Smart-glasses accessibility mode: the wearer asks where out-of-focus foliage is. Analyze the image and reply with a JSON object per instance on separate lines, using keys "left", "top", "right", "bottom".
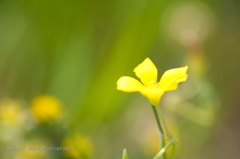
{"left": 0, "top": 0, "right": 240, "bottom": 159}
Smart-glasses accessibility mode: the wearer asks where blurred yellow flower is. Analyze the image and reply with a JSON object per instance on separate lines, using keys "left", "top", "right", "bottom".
{"left": 30, "top": 95, "right": 62, "bottom": 123}
{"left": 0, "top": 99, "right": 22, "bottom": 124}
{"left": 117, "top": 58, "right": 188, "bottom": 106}
{"left": 62, "top": 134, "right": 94, "bottom": 159}
{"left": 15, "top": 140, "right": 47, "bottom": 159}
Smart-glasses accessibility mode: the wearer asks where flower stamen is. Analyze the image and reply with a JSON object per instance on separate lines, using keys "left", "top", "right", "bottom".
{"left": 147, "top": 80, "right": 156, "bottom": 88}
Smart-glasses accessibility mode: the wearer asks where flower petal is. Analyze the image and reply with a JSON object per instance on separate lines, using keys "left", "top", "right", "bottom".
{"left": 117, "top": 76, "right": 144, "bottom": 92}
{"left": 133, "top": 58, "right": 158, "bottom": 87}
{"left": 158, "top": 66, "right": 188, "bottom": 91}
{"left": 140, "top": 88, "right": 164, "bottom": 106}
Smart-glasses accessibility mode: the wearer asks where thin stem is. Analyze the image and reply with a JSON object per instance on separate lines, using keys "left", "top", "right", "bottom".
{"left": 153, "top": 138, "right": 177, "bottom": 159}
{"left": 151, "top": 105, "right": 164, "bottom": 134}
{"left": 151, "top": 105, "right": 165, "bottom": 159}
{"left": 161, "top": 139, "right": 166, "bottom": 159}
{"left": 156, "top": 106, "right": 173, "bottom": 139}
{"left": 170, "top": 144, "right": 176, "bottom": 159}
{"left": 122, "top": 149, "right": 129, "bottom": 159}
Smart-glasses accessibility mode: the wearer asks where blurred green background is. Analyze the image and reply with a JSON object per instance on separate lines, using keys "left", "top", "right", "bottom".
{"left": 0, "top": 0, "right": 240, "bottom": 159}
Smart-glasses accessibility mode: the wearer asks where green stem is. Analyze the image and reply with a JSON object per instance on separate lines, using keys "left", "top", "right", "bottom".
{"left": 122, "top": 149, "right": 129, "bottom": 159}
{"left": 156, "top": 106, "right": 173, "bottom": 139}
{"left": 151, "top": 105, "right": 164, "bottom": 134}
{"left": 170, "top": 144, "right": 176, "bottom": 159}
{"left": 151, "top": 106, "right": 165, "bottom": 159}
{"left": 153, "top": 138, "right": 177, "bottom": 159}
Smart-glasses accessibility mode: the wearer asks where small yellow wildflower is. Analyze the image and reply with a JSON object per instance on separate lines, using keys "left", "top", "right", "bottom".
{"left": 62, "top": 134, "right": 94, "bottom": 159}
{"left": 30, "top": 95, "right": 62, "bottom": 123}
{"left": 15, "top": 140, "right": 47, "bottom": 159}
{"left": 0, "top": 99, "right": 22, "bottom": 124}
{"left": 117, "top": 58, "right": 188, "bottom": 106}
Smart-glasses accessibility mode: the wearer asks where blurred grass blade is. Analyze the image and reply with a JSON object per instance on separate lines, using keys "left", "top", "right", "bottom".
{"left": 122, "top": 149, "right": 129, "bottom": 159}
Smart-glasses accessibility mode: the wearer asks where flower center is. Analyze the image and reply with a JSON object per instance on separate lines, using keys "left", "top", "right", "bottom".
{"left": 147, "top": 80, "right": 156, "bottom": 88}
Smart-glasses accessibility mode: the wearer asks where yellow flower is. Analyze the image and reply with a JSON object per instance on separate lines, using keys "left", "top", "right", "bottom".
{"left": 62, "top": 134, "right": 94, "bottom": 159}
{"left": 0, "top": 99, "right": 22, "bottom": 124}
{"left": 30, "top": 95, "right": 62, "bottom": 123}
{"left": 117, "top": 58, "right": 188, "bottom": 106}
{"left": 15, "top": 140, "right": 47, "bottom": 159}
